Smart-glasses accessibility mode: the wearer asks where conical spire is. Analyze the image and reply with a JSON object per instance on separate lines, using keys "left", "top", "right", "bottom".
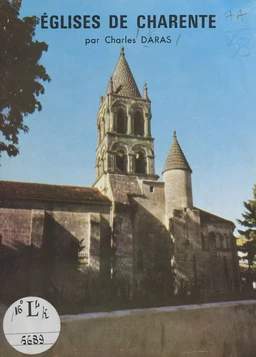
{"left": 106, "top": 47, "right": 141, "bottom": 98}
{"left": 163, "top": 131, "right": 192, "bottom": 173}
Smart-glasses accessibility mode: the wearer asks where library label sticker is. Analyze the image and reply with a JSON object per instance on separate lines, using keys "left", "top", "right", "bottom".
{"left": 3, "top": 296, "right": 61, "bottom": 355}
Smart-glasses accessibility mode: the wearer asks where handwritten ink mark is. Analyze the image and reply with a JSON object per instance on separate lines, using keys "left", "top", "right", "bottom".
{"left": 224, "top": 10, "right": 234, "bottom": 22}
{"left": 237, "top": 9, "right": 249, "bottom": 21}
{"left": 224, "top": 9, "right": 251, "bottom": 22}
{"left": 176, "top": 34, "right": 181, "bottom": 46}
{"left": 227, "top": 34, "right": 250, "bottom": 58}
{"left": 226, "top": 27, "right": 255, "bottom": 33}
{"left": 136, "top": 28, "right": 139, "bottom": 39}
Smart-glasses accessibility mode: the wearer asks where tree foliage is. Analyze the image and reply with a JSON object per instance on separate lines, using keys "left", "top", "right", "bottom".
{"left": 0, "top": 0, "right": 50, "bottom": 157}
{"left": 237, "top": 184, "right": 256, "bottom": 268}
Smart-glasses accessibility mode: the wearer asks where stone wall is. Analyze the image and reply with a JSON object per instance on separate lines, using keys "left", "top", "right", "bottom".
{"left": 171, "top": 208, "right": 201, "bottom": 260}
{"left": 0, "top": 208, "right": 32, "bottom": 248}
{"left": 2, "top": 300, "right": 255, "bottom": 357}
{"left": 170, "top": 210, "right": 240, "bottom": 297}
{"left": 0, "top": 200, "right": 111, "bottom": 308}
{"left": 129, "top": 180, "right": 172, "bottom": 302}
{"left": 200, "top": 221, "right": 240, "bottom": 292}
{"left": 163, "top": 169, "right": 193, "bottom": 217}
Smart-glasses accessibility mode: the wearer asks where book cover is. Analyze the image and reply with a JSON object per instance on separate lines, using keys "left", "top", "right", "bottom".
{"left": 0, "top": 0, "right": 256, "bottom": 356}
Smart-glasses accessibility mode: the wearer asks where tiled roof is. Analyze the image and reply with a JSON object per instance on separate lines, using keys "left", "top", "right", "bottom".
{"left": 196, "top": 207, "right": 234, "bottom": 226}
{"left": 0, "top": 181, "right": 111, "bottom": 205}
{"left": 107, "top": 47, "right": 141, "bottom": 98}
{"left": 163, "top": 131, "right": 192, "bottom": 173}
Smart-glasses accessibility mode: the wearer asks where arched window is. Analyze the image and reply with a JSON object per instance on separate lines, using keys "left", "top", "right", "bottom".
{"left": 134, "top": 111, "right": 144, "bottom": 136}
{"left": 209, "top": 232, "right": 216, "bottom": 251}
{"left": 201, "top": 233, "right": 209, "bottom": 251}
{"left": 116, "top": 150, "right": 127, "bottom": 172}
{"left": 223, "top": 234, "right": 228, "bottom": 249}
{"left": 135, "top": 151, "right": 146, "bottom": 174}
{"left": 116, "top": 108, "right": 127, "bottom": 134}
{"left": 221, "top": 236, "right": 225, "bottom": 249}
{"left": 216, "top": 234, "right": 222, "bottom": 249}
{"left": 229, "top": 234, "right": 234, "bottom": 250}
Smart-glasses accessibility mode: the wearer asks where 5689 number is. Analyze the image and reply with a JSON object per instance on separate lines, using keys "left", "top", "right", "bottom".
{"left": 21, "top": 334, "right": 44, "bottom": 345}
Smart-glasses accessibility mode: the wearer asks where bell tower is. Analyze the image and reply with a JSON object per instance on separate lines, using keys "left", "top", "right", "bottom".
{"left": 94, "top": 47, "right": 158, "bottom": 196}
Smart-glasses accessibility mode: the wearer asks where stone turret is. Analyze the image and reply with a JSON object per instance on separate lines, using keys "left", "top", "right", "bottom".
{"left": 163, "top": 131, "right": 193, "bottom": 218}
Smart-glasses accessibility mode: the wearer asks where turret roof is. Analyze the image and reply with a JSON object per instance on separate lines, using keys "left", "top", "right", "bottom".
{"left": 163, "top": 131, "right": 192, "bottom": 173}
{"left": 106, "top": 47, "right": 141, "bottom": 98}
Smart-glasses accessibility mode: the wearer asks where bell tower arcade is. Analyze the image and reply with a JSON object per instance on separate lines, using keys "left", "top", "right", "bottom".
{"left": 94, "top": 47, "right": 158, "bottom": 196}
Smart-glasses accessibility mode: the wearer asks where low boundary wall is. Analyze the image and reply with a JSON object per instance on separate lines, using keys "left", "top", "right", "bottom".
{"left": 1, "top": 300, "right": 256, "bottom": 357}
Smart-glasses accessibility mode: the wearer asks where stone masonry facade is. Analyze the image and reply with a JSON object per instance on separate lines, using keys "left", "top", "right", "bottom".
{"left": 0, "top": 48, "right": 240, "bottom": 309}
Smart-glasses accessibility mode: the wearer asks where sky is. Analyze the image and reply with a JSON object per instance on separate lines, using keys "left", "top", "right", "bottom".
{"left": 1, "top": 0, "right": 256, "bottom": 232}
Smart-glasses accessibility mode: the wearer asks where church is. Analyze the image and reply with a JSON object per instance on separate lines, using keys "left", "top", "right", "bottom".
{"left": 0, "top": 48, "right": 240, "bottom": 308}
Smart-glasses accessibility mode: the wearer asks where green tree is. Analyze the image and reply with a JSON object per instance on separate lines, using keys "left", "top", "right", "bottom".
{"left": 0, "top": 0, "right": 50, "bottom": 157}
{"left": 237, "top": 185, "right": 256, "bottom": 270}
